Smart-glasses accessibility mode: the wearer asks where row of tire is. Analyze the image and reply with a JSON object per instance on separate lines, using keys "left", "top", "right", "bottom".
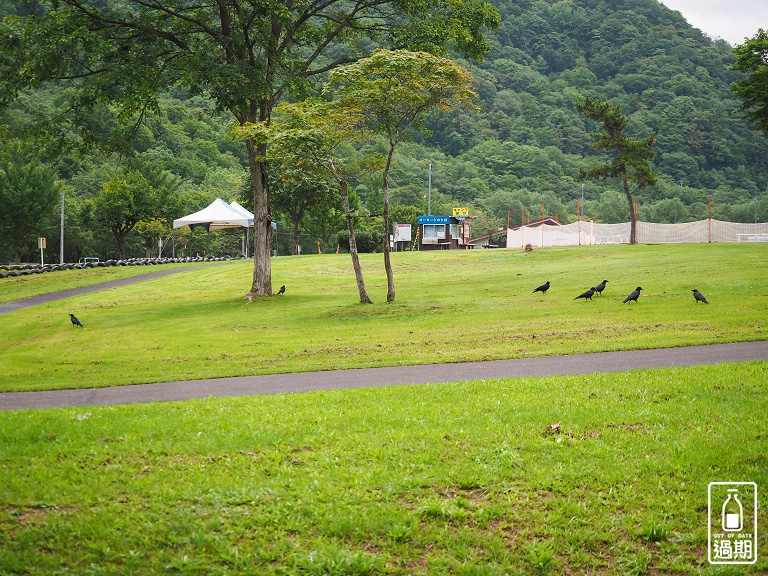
{"left": 0, "top": 255, "right": 247, "bottom": 278}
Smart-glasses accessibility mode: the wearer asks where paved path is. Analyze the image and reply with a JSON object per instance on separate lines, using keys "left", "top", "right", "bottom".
{"left": 2, "top": 268, "right": 766, "bottom": 411}
{"left": 2, "top": 341, "right": 766, "bottom": 411}
{"left": 0, "top": 267, "right": 201, "bottom": 316}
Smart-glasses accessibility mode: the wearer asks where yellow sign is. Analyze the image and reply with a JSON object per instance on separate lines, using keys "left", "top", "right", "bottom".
{"left": 452, "top": 207, "right": 469, "bottom": 216}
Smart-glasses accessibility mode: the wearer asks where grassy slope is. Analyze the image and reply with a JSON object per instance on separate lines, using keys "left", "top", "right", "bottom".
{"left": 0, "top": 363, "right": 765, "bottom": 574}
{"left": 1, "top": 243, "right": 766, "bottom": 392}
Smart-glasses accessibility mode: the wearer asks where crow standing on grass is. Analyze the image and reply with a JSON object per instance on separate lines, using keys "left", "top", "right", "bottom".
{"left": 594, "top": 280, "right": 609, "bottom": 296}
{"left": 533, "top": 281, "right": 550, "bottom": 295}
{"left": 623, "top": 287, "right": 642, "bottom": 303}
{"left": 574, "top": 287, "right": 596, "bottom": 301}
{"left": 69, "top": 313, "right": 84, "bottom": 327}
{"left": 276, "top": 285, "right": 286, "bottom": 295}
{"left": 692, "top": 289, "right": 709, "bottom": 304}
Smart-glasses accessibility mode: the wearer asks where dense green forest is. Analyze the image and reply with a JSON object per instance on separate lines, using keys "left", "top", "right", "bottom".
{"left": 1, "top": 0, "right": 766, "bottom": 263}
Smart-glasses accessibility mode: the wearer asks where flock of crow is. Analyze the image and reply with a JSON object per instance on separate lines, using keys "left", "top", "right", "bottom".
{"left": 532, "top": 280, "right": 709, "bottom": 304}
{"left": 67, "top": 281, "right": 710, "bottom": 329}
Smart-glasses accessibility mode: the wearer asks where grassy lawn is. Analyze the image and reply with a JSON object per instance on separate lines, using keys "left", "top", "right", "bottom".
{"left": 1, "top": 362, "right": 766, "bottom": 574}
{"left": 1, "top": 244, "right": 766, "bottom": 574}
{"left": 1, "top": 243, "right": 766, "bottom": 392}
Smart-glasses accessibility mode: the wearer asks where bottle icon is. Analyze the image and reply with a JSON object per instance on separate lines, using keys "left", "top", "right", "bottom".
{"left": 722, "top": 489, "right": 743, "bottom": 532}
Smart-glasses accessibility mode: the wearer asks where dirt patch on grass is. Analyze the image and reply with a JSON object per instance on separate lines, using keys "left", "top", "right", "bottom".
{"left": 603, "top": 421, "right": 651, "bottom": 434}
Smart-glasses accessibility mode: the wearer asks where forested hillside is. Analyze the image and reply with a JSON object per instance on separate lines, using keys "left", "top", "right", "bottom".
{"left": 1, "top": 0, "right": 766, "bottom": 263}
{"left": 401, "top": 0, "right": 768, "bottom": 228}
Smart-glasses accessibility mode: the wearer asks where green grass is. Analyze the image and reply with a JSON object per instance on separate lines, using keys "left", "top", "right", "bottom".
{"left": 1, "top": 243, "right": 766, "bottom": 392}
{"left": 2, "top": 244, "right": 766, "bottom": 574}
{"left": 1, "top": 362, "right": 766, "bottom": 574}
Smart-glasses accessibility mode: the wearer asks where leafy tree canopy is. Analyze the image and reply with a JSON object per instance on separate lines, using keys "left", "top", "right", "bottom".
{"left": 2, "top": 0, "right": 768, "bottom": 265}
{"left": 0, "top": 137, "right": 61, "bottom": 263}
{"left": 0, "top": 0, "right": 499, "bottom": 291}
{"left": 575, "top": 97, "right": 657, "bottom": 243}
{"left": 731, "top": 29, "right": 768, "bottom": 133}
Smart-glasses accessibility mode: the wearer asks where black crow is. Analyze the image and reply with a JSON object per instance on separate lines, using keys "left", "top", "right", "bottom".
{"left": 692, "top": 289, "right": 709, "bottom": 304}
{"left": 533, "top": 281, "right": 550, "bottom": 295}
{"left": 575, "top": 287, "right": 596, "bottom": 301}
{"left": 276, "top": 285, "right": 286, "bottom": 295}
{"left": 594, "top": 279, "right": 609, "bottom": 296}
{"left": 69, "top": 313, "right": 84, "bottom": 327}
{"left": 623, "top": 287, "right": 643, "bottom": 303}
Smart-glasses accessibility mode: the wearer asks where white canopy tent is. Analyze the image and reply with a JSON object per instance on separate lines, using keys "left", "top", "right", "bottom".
{"left": 173, "top": 198, "right": 255, "bottom": 257}
{"left": 173, "top": 198, "right": 252, "bottom": 232}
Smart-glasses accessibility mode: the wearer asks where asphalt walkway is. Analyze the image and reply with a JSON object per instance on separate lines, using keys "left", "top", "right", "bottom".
{"left": 2, "top": 268, "right": 767, "bottom": 411}
{"left": 2, "top": 341, "right": 766, "bottom": 411}
{"left": 0, "top": 267, "right": 201, "bottom": 316}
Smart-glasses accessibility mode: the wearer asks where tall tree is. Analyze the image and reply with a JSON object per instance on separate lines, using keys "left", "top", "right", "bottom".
{"left": 575, "top": 97, "right": 657, "bottom": 244}
{"left": 0, "top": 138, "right": 61, "bottom": 263}
{"left": 0, "top": 0, "right": 498, "bottom": 298}
{"left": 238, "top": 99, "right": 379, "bottom": 303}
{"left": 731, "top": 29, "right": 768, "bottom": 133}
{"left": 271, "top": 165, "right": 335, "bottom": 257}
{"left": 134, "top": 218, "right": 168, "bottom": 258}
{"left": 92, "top": 167, "right": 158, "bottom": 259}
{"left": 330, "top": 49, "right": 478, "bottom": 302}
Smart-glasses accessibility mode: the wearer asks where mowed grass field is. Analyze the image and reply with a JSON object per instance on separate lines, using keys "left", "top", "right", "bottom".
{"left": 1, "top": 244, "right": 767, "bottom": 574}
{"left": 0, "top": 243, "right": 766, "bottom": 392}
{"left": 1, "top": 364, "right": 766, "bottom": 574}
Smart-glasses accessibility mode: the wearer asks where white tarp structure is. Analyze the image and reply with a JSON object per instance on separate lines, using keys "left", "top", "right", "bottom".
{"left": 173, "top": 198, "right": 252, "bottom": 231}
{"left": 506, "top": 219, "right": 768, "bottom": 248}
{"left": 228, "top": 201, "right": 254, "bottom": 226}
{"left": 507, "top": 221, "right": 594, "bottom": 247}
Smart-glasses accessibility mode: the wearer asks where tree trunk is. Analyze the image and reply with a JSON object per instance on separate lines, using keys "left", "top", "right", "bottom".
{"left": 246, "top": 138, "right": 274, "bottom": 297}
{"left": 622, "top": 175, "right": 637, "bottom": 244}
{"left": 291, "top": 203, "right": 313, "bottom": 256}
{"left": 339, "top": 180, "right": 372, "bottom": 304}
{"left": 292, "top": 215, "right": 301, "bottom": 255}
{"left": 116, "top": 231, "right": 127, "bottom": 260}
{"left": 10, "top": 230, "right": 21, "bottom": 264}
{"left": 382, "top": 145, "right": 396, "bottom": 302}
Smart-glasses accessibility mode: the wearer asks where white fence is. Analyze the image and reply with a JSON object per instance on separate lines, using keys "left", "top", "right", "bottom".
{"left": 506, "top": 219, "right": 768, "bottom": 248}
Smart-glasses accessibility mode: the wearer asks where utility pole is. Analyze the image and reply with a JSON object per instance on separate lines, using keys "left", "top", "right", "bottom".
{"left": 427, "top": 163, "right": 432, "bottom": 216}
{"left": 60, "top": 191, "right": 65, "bottom": 264}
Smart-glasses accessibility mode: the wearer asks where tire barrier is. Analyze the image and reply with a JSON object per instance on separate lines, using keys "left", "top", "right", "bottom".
{"left": 0, "top": 255, "right": 247, "bottom": 279}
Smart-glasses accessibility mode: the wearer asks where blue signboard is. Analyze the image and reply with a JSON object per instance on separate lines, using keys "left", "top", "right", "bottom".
{"left": 418, "top": 215, "right": 450, "bottom": 225}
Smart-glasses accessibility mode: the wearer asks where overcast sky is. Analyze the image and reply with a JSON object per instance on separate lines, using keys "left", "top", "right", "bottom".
{"left": 658, "top": 0, "right": 768, "bottom": 45}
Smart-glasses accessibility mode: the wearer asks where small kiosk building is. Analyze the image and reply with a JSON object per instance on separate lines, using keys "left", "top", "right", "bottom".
{"left": 417, "top": 210, "right": 473, "bottom": 250}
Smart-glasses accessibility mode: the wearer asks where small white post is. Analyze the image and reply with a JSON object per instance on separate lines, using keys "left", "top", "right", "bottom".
{"left": 38, "top": 237, "right": 46, "bottom": 265}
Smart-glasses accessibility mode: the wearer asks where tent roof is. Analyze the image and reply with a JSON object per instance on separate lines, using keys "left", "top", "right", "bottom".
{"left": 228, "top": 201, "right": 254, "bottom": 226}
{"left": 173, "top": 198, "right": 252, "bottom": 231}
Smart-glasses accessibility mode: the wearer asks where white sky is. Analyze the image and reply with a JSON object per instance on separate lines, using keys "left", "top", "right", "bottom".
{"left": 658, "top": 0, "right": 768, "bottom": 45}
